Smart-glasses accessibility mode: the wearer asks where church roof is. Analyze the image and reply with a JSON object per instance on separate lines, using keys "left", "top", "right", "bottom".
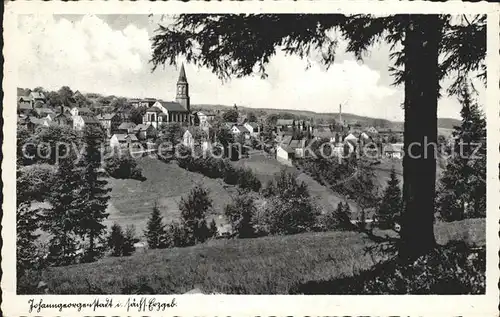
{"left": 145, "top": 106, "right": 163, "bottom": 113}
{"left": 157, "top": 101, "right": 189, "bottom": 113}
{"left": 178, "top": 63, "right": 188, "bottom": 83}
{"left": 118, "top": 122, "right": 137, "bottom": 130}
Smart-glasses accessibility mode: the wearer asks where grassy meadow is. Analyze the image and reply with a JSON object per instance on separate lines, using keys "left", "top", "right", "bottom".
{"left": 41, "top": 218, "right": 484, "bottom": 294}
{"left": 105, "top": 154, "right": 361, "bottom": 235}
{"left": 104, "top": 157, "right": 239, "bottom": 233}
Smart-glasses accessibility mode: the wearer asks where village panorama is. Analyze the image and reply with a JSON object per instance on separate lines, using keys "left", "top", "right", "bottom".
{"left": 16, "top": 14, "right": 486, "bottom": 296}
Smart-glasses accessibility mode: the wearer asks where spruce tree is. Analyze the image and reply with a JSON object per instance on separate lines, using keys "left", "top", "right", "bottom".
{"left": 377, "top": 166, "right": 402, "bottom": 228}
{"left": 16, "top": 202, "right": 41, "bottom": 279}
{"left": 77, "top": 126, "right": 111, "bottom": 262}
{"left": 43, "top": 155, "right": 82, "bottom": 266}
{"left": 179, "top": 185, "right": 213, "bottom": 244}
{"left": 208, "top": 219, "right": 218, "bottom": 238}
{"left": 437, "top": 85, "right": 486, "bottom": 221}
{"left": 108, "top": 223, "right": 125, "bottom": 257}
{"left": 123, "top": 225, "right": 140, "bottom": 256}
{"left": 145, "top": 202, "right": 167, "bottom": 249}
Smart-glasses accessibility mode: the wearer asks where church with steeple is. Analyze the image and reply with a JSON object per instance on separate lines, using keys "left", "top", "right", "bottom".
{"left": 143, "top": 63, "right": 192, "bottom": 129}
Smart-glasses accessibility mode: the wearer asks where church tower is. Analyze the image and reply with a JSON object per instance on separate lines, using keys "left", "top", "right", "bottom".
{"left": 176, "top": 63, "right": 190, "bottom": 112}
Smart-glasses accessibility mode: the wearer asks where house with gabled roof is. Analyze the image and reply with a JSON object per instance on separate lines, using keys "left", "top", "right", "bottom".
{"left": 117, "top": 121, "right": 137, "bottom": 134}
{"left": 110, "top": 133, "right": 139, "bottom": 148}
{"left": 97, "top": 112, "right": 121, "bottom": 136}
{"left": 70, "top": 106, "right": 92, "bottom": 117}
{"left": 29, "top": 91, "right": 46, "bottom": 103}
{"left": 134, "top": 123, "right": 156, "bottom": 140}
{"left": 244, "top": 122, "right": 261, "bottom": 137}
{"left": 276, "top": 136, "right": 313, "bottom": 166}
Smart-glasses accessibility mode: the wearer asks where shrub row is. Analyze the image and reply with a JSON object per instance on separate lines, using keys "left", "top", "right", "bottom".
{"left": 177, "top": 146, "right": 261, "bottom": 192}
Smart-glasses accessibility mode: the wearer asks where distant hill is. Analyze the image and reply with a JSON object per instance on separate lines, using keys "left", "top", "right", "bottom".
{"left": 192, "top": 104, "right": 460, "bottom": 130}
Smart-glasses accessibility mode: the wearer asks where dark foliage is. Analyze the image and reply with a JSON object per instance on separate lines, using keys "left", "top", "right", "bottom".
{"left": 104, "top": 153, "right": 145, "bottom": 180}
{"left": 437, "top": 85, "right": 486, "bottom": 221}
{"left": 144, "top": 203, "right": 168, "bottom": 249}
{"left": 224, "top": 194, "right": 257, "bottom": 238}
{"left": 179, "top": 185, "right": 216, "bottom": 245}
{"left": 377, "top": 166, "right": 402, "bottom": 228}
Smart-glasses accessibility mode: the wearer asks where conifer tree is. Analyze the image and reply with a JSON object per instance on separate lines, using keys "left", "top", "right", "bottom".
{"left": 43, "top": 155, "right": 81, "bottom": 266}
{"left": 145, "top": 202, "right": 168, "bottom": 249}
{"left": 108, "top": 223, "right": 125, "bottom": 257}
{"left": 377, "top": 166, "right": 402, "bottom": 228}
{"left": 77, "top": 126, "right": 111, "bottom": 262}
{"left": 437, "top": 85, "right": 486, "bottom": 221}
{"left": 16, "top": 201, "right": 41, "bottom": 279}
{"left": 208, "top": 219, "right": 218, "bottom": 239}
{"left": 179, "top": 185, "right": 213, "bottom": 244}
{"left": 123, "top": 225, "right": 140, "bottom": 256}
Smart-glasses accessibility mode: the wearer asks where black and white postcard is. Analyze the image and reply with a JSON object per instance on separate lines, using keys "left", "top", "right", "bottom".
{"left": 2, "top": 1, "right": 500, "bottom": 316}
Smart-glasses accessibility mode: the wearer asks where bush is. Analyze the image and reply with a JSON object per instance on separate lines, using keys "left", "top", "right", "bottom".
{"left": 224, "top": 194, "right": 257, "bottom": 238}
{"left": 165, "top": 221, "right": 190, "bottom": 247}
{"left": 105, "top": 154, "right": 144, "bottom": 180}
{"left": 317, "top": 202, "right": 355, "bottom": 231}
{"left": 107, "top": 224, "right": 139, "bottom": 257}
{"left": 256, "top": 170, "right": 319, "bottom": 235}
{"left": 237, "top": 168, "right": 262, "bottom": 192}
{"left": 179, "top": 185, "right": 216, "bottom": 245}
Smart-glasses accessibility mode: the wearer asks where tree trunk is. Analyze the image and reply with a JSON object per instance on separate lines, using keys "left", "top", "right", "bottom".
{"left": 399, "top": 15, "right": 442, "bottom": 260}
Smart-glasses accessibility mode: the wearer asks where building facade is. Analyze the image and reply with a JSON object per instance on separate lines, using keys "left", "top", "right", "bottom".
{"left": 142, "top": 64, "right": 192, "bottom": 129}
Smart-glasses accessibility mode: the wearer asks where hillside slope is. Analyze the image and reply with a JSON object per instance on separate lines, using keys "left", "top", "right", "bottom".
{"left": 42, "top": 219, "right": 485, "bottom": 294}
{"left": 105, "top": 158, "right": 238, "bottom": 233}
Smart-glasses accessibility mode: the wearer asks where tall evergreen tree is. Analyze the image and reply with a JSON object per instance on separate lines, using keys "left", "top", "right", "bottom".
{"left": 179, "top": 185, "right": 213, "bottom": 244}
{"left": 77, "top": 126, "right": 111, "bottom": 262}
{"left": 123, "top": 225, "right": 140, "bottom": 256}
{"left": 108, "top": 223, "right": 126, "bottom": 257}
{"left": 151, "top": 14, "right": 485, "bottom": 259}
{"left": 43, "top": 155, "right": 82, "bottom": 266}
{"left": 437, "top": 85, "right": 486, "bottom": 221}
{"left": 145, "top": 202, "right": 168, "bottom": 249}
{"left": 377, "top": 166, "right": 402, "bottom": 228}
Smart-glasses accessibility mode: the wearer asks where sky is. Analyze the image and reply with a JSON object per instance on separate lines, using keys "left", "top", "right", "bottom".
{"left": 17, "top": 14, "right": 484, "bottom": 121}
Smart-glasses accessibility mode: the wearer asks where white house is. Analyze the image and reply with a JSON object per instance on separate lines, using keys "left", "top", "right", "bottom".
{"left": 117, "top": 122, "right": 137, "bottom": 134}
{"left": 72, "top": 115, "right": 85, "bottom": 131}
{"left": 70, "top": 107, "right": 92, "bottom": 117}
{"left": 29, "top": 91, "right": 46, "bottom": 103}
{"left": 182, "top": 126, "right": 204, "bottom": 149}
{"left": 183, "top": 129, "right": 195, "bottom": 148}
{"left": 110, "top": 133, "right": 139, "bottom": 148}
{"left": 276, "top": 137, "right": 310, "bottom": 166}
{"left": 360, "top": 132, "right": 371, "bottom": 140}
{"left": 231, "top": 125, "right": 250, "bottom": 139}
{"left": 244, "top": 122, "right": 260, "bottom": 137}
{"left": 344, "top": 133, "right": 358, "bottom": 143}
{"left": 383, "top": 143, "right": 404, "bottom": 159}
